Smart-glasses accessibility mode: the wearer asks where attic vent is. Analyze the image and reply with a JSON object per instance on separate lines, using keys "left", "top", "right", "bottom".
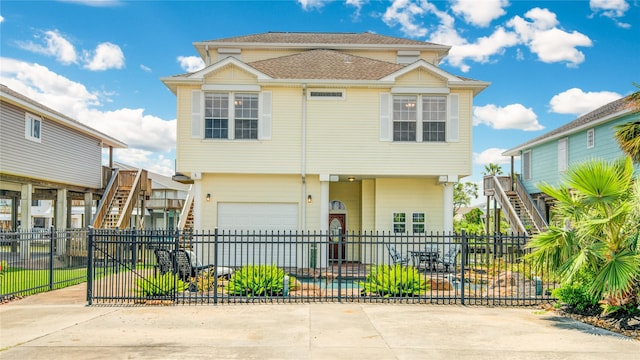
{"left": 397, "top": 50, "right": 420, "bottom": 64}
{"left": 308, "top": 90, "right": 345, "bottom": 100}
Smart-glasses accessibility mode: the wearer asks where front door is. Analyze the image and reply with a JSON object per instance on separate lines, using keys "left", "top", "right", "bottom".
{"left": 329, "top": 213, "right": 346, "bottom": 261}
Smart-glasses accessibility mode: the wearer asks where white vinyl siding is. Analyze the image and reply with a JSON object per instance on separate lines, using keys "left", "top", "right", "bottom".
{"left": 558, "top": 138, "right": 568, "bottom": 172}
{"left": 1, "top": 101, "right": 102, "bottom": 188}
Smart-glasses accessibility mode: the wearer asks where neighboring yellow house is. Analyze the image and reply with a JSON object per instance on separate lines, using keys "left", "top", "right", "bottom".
{"left": 161, "top": 32, "right": 489, "bottom": 263}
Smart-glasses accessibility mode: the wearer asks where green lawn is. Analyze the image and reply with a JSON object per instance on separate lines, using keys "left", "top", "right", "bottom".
{"left": 0, "top": 267, "right": 111, "bottom": 296}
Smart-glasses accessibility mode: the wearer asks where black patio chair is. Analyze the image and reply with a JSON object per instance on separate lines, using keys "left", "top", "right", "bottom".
{"left": 153, "top": 248, "right": 173, "bottom": 275}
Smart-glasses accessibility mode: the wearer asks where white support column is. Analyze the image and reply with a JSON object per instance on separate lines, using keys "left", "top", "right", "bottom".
{"left": 20, "top": 183, "right": 33, "bottom": 260}
{"left": 442, "top": 182, "right": 454, "bottom": 234}
{"left": 55, "top": 189, "right": 68, "bottom": 255}
{"left": 319, "top": 175, "right": 330, "bottom": 268}
{"left": 193, "top": 180, "right": 202, "bottom": 230}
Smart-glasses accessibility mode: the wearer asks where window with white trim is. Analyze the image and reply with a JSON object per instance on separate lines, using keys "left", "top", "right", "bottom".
{"left": 204, "top": 92, "right": 258, "bottom": 140}
{"left": 25, "top": 113, "right": 41, "bottom": 142}
{"left": 587, "top": 129, "right": 594, "bottom": 149}
{"left": 523, "top": 150, "right": 531, "bottom": 180}
{"left": 393, "top": 96, "right": 417, "bottom": 141}
{"left": 558, "top": 138, "right": 568, "bottom": 173}
{"left": 392, "top": 95, "right": 447, "bottom": 142}
{"left": 422, "top": 96, "right": 446, "bottom": 142}
{"left": 412, "top": 212, "right": 425, "bottom": 233}
{"left": 393, "top": 212, "right": 406, "bottom": 233}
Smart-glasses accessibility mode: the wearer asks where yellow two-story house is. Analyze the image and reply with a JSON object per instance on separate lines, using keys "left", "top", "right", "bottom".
{"left": 162, "top": 32, "right": 489, "bottom": 263}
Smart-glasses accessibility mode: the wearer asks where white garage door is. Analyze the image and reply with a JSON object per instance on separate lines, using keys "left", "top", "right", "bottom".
{"left": 217, "top": 203, "right": 298, "bottom": 231}
{"left": 216, "top": 203, "right": 299, "bottom": 267}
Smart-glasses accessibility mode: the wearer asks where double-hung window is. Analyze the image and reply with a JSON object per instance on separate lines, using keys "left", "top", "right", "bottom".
{"left": 203, "top": 92, "right": 258, "bottom": 140}
{"left": 392, "top": 95, "right": 447, "bottom": 142}
{"left": 393, "top": 96, "right": 417, "bottom": 141}
{"left": 25, "top": 113, "right": 41, "bottom": 142}
{"left": 422, "top": 96, "right": 446, "bottom": 142}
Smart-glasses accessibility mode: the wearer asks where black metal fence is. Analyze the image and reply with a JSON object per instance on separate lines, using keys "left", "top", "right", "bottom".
{"left": 87, "top": 229, "right": 557, "bottom": 306}
{"left": 0, "top": 228, "right": 90, "bottom": 299}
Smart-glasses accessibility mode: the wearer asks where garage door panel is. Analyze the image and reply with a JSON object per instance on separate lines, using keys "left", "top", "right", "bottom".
{"left": 216, "top": 203, "right": 298, "bottom": 267}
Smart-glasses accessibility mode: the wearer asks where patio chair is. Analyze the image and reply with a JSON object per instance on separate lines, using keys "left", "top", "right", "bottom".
{"left": 172, "top": 249, "right": 233, "bottom": 282}
{"left": 153, "top": 248, "right": 173, "bottom": 275}
{"left": 437, "top": 244, "right": 461, "bottom": 272}
{"left": 386, "top": 244, "right": 409, "bottom": 266}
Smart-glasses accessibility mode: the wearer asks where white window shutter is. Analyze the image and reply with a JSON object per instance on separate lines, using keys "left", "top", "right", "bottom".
{"left": 447, "top": 93, "right": 459, "bottom": 142}
{"left": 191, "top": 90, "right": 203, "bottom": 138}
{"left": 260, "top": 91, "right": 272, "bottom": 140}
{"left": 380, "top": 93, "right": 391, "bottom": 141}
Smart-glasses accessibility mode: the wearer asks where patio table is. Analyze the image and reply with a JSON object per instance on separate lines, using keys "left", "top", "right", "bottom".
{"left": 409, "top": 250, "right": 439, "bottom": 271}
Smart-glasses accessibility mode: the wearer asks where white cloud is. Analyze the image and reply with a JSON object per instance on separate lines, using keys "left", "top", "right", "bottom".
{"left": 382, "top": 0, "right": 436, "bottom": 38}
{"left": 19, "top": 30, "right": 78, "bottom": 65}
{"left": 83, "top": 42, "right": 125, "bottom": 71}
{"left": 549, "top": 88, "right": 622, "bottom": 115}
{"left": 590, "top": 0, "right": 630, "bottom": 27}
{"left": 440, "top": 26, "right": 519, "bottom": 72}
{"left": 114, "top": 149, "right": 175, "bottom": 177}
{"left": 297, "top": 0, "right": 331, "bottom": 10}
{"left": 140, "top": 64, "right": 151, "bottom": 73}
{"left": 473, "top": 103, "right": 543, "bottom": 131}
{"left": 177, "top": 56, "right": 205, "bottom": 73}
{"left": 0, "top": 57, "right": 176, "bottom": 170}
{"left": 0, "top": 15, "right": 4, "bottom": 23}
{"left": 507, "top": 8, "right": 592, "bottom": 67}
{"left": 451, "top": 0, "right": 509, "bottom": 27}
{"left": 473, "top": 148, "right": 511, "bottom": 166}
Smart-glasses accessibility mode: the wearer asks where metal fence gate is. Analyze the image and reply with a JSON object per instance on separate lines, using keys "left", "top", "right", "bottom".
{"left": 87, "top": 229, "right": 556, "bottom": 305}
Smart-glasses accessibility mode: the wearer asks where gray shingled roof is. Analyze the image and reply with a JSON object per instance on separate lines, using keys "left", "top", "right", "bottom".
{"left": 248, "top": 49, "right": 404, "bottom": 80}
{"left": 203, "top": 32, "right": 442, "bottom": 46}
{"left": 504, "top": 95, "right": 633, "bottom": 155}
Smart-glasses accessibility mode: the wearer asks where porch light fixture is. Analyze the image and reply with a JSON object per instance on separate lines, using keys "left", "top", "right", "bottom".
{"left": 348, "top": 177, "right": 355, "bottom": 182}
{"left": 307, "top": 195, "right": 313, "bottom": 204}
{"left": 206, "top": 193, "right": 211, "bottom": 202}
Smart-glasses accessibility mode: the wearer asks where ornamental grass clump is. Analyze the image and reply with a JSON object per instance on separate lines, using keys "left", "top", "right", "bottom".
{"left": 227, "top": 264, "right": 287, "bottom": 297}
{"left": 360, "top": 264, "right": 428, "bottom": 297}
{"left": 134, "top": 272, "right": 188, "bottom": 297}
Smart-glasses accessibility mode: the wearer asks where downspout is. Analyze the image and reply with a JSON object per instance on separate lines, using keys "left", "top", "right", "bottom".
{"left": 301, "top": 84, "right": 307, "bottom": 229}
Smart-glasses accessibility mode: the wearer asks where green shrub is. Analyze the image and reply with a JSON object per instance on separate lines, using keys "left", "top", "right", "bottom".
{"left": 359, "top": 264, "right": 428, "bottom": 297}
{"left": 552, "top": 284, "right": 598, "bottom": 311}
{"left": 134, "top": 273, "right": 188, "bottom": 297}
{"left": 227, "top": 265, "right": 287, "bottom": 297}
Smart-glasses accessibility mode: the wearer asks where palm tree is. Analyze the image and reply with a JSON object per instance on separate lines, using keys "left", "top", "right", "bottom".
{"left": 526, "top": 157, "right": 640, "bottom": 311}
{"left": 482, "top": 163, "right": 503, "bottom": 176}
{"left": 614, "top": 83, "right": 640, "bottom": 163}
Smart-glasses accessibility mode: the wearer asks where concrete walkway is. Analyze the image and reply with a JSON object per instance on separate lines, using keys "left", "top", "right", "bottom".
{"left": 1, "top": 284, "right": 639, "bottom": 359}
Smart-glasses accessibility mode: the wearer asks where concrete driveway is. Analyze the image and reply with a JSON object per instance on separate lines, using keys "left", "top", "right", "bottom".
{"left": 1, "top": 284, "right": 638, "bottom": 359}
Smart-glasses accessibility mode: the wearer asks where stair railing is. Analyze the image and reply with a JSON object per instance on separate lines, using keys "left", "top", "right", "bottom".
{"left": 177, "top": 185, "right": 194, "bottom": 230}
{"left": 484, "top": 176, "right": 528, "bottom": 234}
{"left": 513, "top": 175, "right": 548, "bottom": 233}
{"left": 92, "top": 168, "right": 120, "bottom": 228}
{"left": 115, "top": 169, "right": 144, "bottom": 229}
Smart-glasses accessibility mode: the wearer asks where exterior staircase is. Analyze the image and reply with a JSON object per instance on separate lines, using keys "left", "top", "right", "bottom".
{"left": 177, "top": 185, "right": 195, "bottom": 248}
{"left": 92, "top": 168, "right": 150, "bottom": 229}
{"left": 483, "top": 175, "right": 548, "bottom": 236}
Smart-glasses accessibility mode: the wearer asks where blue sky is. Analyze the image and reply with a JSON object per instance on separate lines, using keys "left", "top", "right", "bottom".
{"left": 1, "top": 0, "right": 638, "bottom": 200}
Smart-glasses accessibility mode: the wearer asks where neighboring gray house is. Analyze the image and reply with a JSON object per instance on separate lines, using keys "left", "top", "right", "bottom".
{"left": 0, "top": 84, "right": 126, "bottom": 233}
{"left": 484, "top": 95, "right": 638, "bottom": 234}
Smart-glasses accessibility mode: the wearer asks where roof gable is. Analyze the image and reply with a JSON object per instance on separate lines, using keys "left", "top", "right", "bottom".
{"left": 249, "top": 49, "right": 404, "bottom": 80}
